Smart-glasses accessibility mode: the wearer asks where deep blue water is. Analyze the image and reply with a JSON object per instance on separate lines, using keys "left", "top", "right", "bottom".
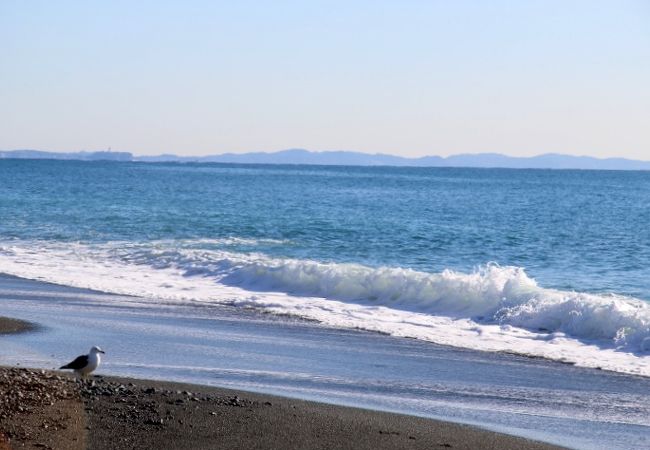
{"left": 1, "top": 159, "right": 649, "bottom": 299}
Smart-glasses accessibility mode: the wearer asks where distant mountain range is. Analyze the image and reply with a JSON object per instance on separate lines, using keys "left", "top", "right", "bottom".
{"left": 0, "top": 149, "right": 133, "bottom": 162}
{"left": 2, "top": 148, "right": 649, "bottom": 170}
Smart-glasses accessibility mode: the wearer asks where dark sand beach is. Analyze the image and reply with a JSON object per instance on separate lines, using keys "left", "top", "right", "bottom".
{"left": 0, "top": 368, "right": 562, "bottom": 450}
{"left": 0, "top": 318, "right": 561, "bottom": 450}
{"left": 0, "top": 316, "right": 36, "bottom": 335}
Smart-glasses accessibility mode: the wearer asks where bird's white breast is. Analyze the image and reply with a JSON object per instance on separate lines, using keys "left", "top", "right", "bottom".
{"left": 79, "top": 352, "right": 101, "bottom": 375}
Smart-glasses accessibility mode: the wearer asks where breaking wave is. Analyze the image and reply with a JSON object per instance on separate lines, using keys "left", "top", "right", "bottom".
{"left": 1, "top": 240, "right": 649, "bottom": 374}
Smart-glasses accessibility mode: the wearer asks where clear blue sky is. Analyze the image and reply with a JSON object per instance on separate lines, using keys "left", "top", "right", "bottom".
{"left": 1, "top": 1, "right": 649, "bottom": 158}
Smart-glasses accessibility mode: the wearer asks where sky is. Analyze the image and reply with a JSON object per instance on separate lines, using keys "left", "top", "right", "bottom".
{"left": 1, "top": 1, "right": 649, "bottom": 159}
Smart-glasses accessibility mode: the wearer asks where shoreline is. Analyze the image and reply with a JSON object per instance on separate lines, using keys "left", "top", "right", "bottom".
{"left": 3, "top": 274, "right": 648, "bottom": 449}
{"left": 1, "top": 272, "right": 647, "bottom": 380}
{"left": 0, "top": 310, "right": 563, "bottom": 448}
{"left": 0, "top": 366, "right": 563, "bottom": 450}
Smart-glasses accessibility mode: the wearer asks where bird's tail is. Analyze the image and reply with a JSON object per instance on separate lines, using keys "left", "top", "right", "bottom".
{"left": 59, "top": 364, "right": 70, "bottom": 369}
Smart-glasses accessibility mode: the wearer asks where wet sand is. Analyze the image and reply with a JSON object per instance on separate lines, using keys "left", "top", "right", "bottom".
{"left": 0, "top": 315, "right": 563, "bottom": 449}
{"left": 0, "top": 316, "right": 36, "bottom": 335}
{"left": 0, "top": 366, "right": 562, "bottom": 450}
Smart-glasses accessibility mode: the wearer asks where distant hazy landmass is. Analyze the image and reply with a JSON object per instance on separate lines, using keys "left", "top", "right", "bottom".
{"left": 2, "top": 148, "right": 650, "bottom": 170}
{"left": 0, "top": 149, "right": 133, "bottom": 162}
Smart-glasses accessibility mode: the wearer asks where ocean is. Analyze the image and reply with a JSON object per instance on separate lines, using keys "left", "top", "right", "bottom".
{"left": 1, "top": 160, "right": 649, "bottom": 448}
{"left": 2, "top": 159, "right": 649, "bottom": 374}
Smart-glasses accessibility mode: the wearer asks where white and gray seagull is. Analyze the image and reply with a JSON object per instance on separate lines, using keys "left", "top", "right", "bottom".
{"left": 60, "top": 346, "right": 105, "bottom": 378}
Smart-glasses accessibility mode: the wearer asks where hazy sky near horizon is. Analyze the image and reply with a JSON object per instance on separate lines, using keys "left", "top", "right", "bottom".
{"left": 2, "top": 1, "right": 649, "bottom": 159}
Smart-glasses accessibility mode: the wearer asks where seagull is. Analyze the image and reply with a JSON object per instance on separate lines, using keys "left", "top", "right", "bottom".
{"left": 60, "top": 346, "right": 105, "bottom": 378}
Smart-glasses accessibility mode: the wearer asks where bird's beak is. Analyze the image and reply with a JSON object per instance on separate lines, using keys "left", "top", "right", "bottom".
{"left": 100, "top": 350, "right": 105, "bottom": 354}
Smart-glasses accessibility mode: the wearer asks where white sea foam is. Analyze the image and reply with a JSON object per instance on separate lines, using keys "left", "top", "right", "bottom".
{"left": 0, "top": 240, "right": 648, "bottom": 376}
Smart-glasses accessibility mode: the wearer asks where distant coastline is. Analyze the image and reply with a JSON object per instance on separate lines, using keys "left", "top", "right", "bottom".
{"left": 1, "top": 148, "right": 649, "bottom": 170}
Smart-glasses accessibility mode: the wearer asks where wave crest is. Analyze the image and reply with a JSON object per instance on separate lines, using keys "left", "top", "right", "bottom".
{"left": 1, "top": 240, "right": 649, "bottom": 359}
{"left": 223, "top": 257, "right": 649, "bottom": 349}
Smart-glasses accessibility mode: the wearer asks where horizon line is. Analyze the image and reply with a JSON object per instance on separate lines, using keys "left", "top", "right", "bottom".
{"left": 2, "top": 147, "right": 650, "bottom": 163}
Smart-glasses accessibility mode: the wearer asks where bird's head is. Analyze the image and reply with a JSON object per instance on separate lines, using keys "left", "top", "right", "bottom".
{"left": 90, "top": 346, "right": 105, "bottom": 354}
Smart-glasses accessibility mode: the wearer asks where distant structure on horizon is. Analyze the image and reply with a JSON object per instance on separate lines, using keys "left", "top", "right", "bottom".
{"left": 0, "top": 149, "right": 132, "bottom": 162}
{"left": 1, "top": 148, "right": 649, "bottom": 171}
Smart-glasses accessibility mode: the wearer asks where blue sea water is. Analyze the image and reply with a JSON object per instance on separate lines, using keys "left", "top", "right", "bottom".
{"left": 2, "top": 160, "right": 650, "bottom": 296}
{"left": 0, "top": 160, "right": 649, "bottom": 375}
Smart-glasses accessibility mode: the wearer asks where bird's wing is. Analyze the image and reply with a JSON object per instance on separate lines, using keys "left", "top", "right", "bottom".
{"left": 60, "top": 354, "right": 88, "bottom": 370}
